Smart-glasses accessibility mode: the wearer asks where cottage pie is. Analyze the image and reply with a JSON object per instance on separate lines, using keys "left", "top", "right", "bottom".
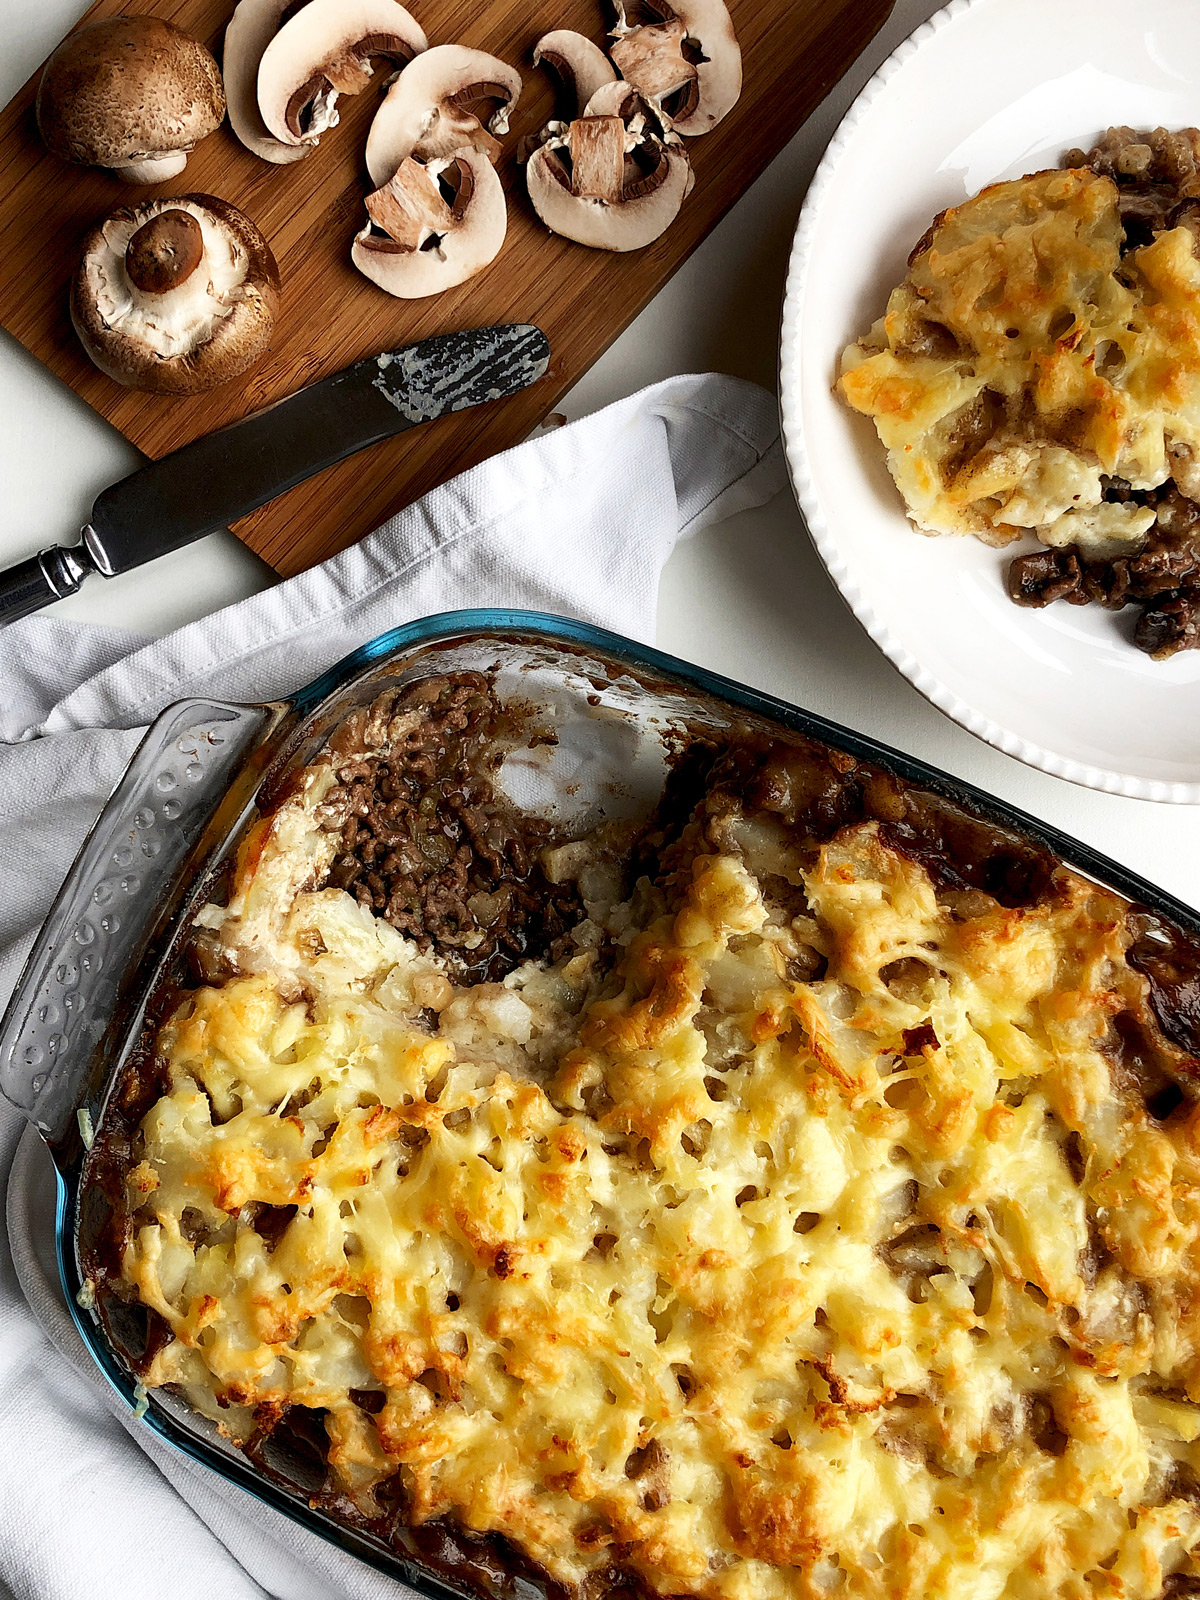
{"left": 837, "top": 128, "right": 1200, "bottom": 659}
{"left": 83, "top": 674, "right": 1200, "bottom": 1598}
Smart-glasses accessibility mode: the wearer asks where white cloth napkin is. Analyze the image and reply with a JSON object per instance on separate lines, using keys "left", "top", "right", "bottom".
{"left": 0, "top": 373, "right": 784, "bottom": 1600}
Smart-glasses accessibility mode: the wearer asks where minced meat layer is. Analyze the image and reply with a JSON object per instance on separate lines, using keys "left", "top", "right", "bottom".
{"left": 319, "top": 675, "right": 586, "bottom": 983}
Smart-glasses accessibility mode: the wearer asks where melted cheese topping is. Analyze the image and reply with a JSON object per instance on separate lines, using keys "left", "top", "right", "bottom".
{"left": 836, "top": 166, "right": 1200, "bottom": 551}
{"left": 113, "top": 779, "right": 1200, "bottom": 1598}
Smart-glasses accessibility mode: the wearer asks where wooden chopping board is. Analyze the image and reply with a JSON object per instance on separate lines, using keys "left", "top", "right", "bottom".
{"left": 0, "top": 0, "right": 894, "bottom": 577}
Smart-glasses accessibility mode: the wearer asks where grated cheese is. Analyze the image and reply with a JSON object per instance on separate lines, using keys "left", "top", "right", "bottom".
{"left": 109, "top": 769, "right": 1200, "bottom": 1597}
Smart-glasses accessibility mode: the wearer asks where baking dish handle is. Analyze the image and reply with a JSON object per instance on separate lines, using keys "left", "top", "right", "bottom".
{"left": 0, "top": 697, "right": 289, "bottom": 1149}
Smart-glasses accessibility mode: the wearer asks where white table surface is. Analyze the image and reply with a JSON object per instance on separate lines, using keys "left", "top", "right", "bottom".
{"left": 3, "top": 0, "right": 1198, "bottom": 912}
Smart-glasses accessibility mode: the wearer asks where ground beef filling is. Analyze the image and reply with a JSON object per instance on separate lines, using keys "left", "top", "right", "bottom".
{"left": 1007, "top": 128, "right": 1200, "bottom": 657}
{"left": 1074, "top": 125, "right": 1200, "bottom": 251}
{"left": 1009, "top": 478, "right": 1200, "bottom": 657}
{"left": 319, "top": 677, "right": 586, "bottom": 983}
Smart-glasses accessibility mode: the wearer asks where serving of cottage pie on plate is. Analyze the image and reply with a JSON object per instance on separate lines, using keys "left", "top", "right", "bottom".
{"left": 838, "top": 128, "right": 1200, "bottom": 662}
{"left": 780, "top": 0, "right": 1200, "bottom": 800}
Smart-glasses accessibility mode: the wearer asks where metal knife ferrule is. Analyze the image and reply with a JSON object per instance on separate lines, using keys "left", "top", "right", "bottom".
{"left": 43, "top": 542, "right": 94, "bottom": 595}
{"left": 80, "top": 524, "right": 114, "bottom": 578}
{"left": 0, "top": 541, "right": 93, "bottom": 625}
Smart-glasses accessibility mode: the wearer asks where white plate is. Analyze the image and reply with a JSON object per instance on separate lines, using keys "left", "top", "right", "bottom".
{"left": 779, "top": 0, "right": 1200, "bottom": 803}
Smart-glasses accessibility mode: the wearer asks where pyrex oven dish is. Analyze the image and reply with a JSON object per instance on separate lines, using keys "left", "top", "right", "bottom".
{"left": 5, "top": 609, "right": 1200, "bottom": 1600}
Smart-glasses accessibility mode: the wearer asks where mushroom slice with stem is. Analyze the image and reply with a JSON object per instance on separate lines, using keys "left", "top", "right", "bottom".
{"left": 224, "top": 0, "right": 309, "bottom": 164}
{"left": 526, "top": 92, "right": 692, "bottom": 251}
{"left": 364, "top": 45, "right": 522, "bottom": 184}
{"left": 71, "top": 195, "right": 280, "bottom": 393}
{"left": 532, "top": 30, "right": 617, "bottom": 120}
{"left": 610, "top": 0, "right": 740, "bottom": 136}
{"left": 258, "top": 0, "right": 427, "bottom": 149}
{"left": 36, "top": 16, "right": 225, "bottom": 183}
{"left": 352, "top": 146, "right": 506, "bottom": 297}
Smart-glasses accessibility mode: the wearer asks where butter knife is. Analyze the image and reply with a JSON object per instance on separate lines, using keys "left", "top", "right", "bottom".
{"left": 0, "top": 322, "right": 550, "bottom": 625}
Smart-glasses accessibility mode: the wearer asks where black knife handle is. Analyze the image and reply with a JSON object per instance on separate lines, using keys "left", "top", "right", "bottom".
{"left": 0, "top": 547, "right": 89, "bottom": 626}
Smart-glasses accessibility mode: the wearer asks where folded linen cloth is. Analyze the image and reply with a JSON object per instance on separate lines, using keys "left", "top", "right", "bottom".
{"left": 0, "top": 373, "right": 784, "bottom": 1600}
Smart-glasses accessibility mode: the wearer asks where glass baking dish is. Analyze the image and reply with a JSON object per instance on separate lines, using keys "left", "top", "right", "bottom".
{"left": 3, "top": 606, "right": 1199, "bottom": 1597}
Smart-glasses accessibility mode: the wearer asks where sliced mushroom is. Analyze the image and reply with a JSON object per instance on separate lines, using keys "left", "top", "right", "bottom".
{"left": 610, "top": 0, "right": 740, "bottom": 136}
{"left": 224, "top": 0, "right": 308, "bottom": 164}
{"left": 36, "top": 16, "right": 225, "bottom": 183}
{"left": 581, "top": 79, "right": 652, "bottom": 122}
{"left": 364, "top": 45, "right": 522, "bottom": 185}
{"left": 352, "top": 147, "right": 506, "bottom": 297}
{"left": 526, "top": 96, "right": 691, "bottom": 251}
{"left": 533, "top": 30, "right": 617, "bottom": 120}
{"left": 258, "top": 0, "right": 427, "bottom": 149}
{"left": 71, "top": 195, "right": 280, "bottom": 393}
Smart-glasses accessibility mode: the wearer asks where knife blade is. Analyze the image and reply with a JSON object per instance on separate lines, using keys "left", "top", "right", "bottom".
{"left": 0, "top": 322, "right": 550, "bottom": 626}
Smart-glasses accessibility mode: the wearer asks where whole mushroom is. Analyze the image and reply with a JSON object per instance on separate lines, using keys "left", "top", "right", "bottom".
{"left": 37, "top": 16, "right": 225, "bottom": 184}
{"left": 71, "top": 195, "right": 280, "bottom": 393}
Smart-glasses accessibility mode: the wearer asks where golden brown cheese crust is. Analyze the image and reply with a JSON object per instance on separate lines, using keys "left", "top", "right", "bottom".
{"left": 100, "top": 744, "right": 1200, "bottom": 1599}
{"left": 837, "top": 165, "right": 1200, "bottom": 553}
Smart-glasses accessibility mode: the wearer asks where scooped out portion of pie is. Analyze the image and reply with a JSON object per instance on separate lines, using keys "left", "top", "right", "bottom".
{"left": 837, "top": 128, "right": 1200, "bottom": 657}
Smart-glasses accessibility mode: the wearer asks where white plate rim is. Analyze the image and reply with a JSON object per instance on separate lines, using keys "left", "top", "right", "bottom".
{"left": 778, "top": 0, "right": 1200, "bottom": 806}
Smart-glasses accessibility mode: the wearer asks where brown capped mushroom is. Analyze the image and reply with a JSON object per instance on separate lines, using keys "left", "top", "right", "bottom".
{"left": 36, "top": 16, "right": 225, "bottom": 183}
{"left": 609, "top": 0, "right": 740, "bottom": 136}
{"left": 257, "top": 0, "right": 427, "bottom": 149}
{"left": 352, "top": 147, "right": 506, "bottom": 297}
{"left": 71, "top": 195, "right": 280, "bottom": 393}
{"left": 525, "top": 85, "right": 691, "bottom": 251}
{"left": 532, "top": 30, "right": 617, "bottom": 120}
{"left": 224, "top": 0, "right": 308, "bottom": 165}
{"left": 364, "top": 45, "right": 522, "bottom": 184}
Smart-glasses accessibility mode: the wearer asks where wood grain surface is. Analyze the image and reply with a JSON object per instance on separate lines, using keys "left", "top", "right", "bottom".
{"left": 0, "top": 0, "right": 893, "bottom": 577}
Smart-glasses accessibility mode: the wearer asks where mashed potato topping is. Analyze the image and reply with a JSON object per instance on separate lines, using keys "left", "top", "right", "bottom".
{"left": 837, "top": 128, "right": 1200, "bottom": 658}
{"left": 837, "top": 161, "right": 1200, "bottom": 553}
{"left": 90, "top": 685, "right": 1200, "bottom": 1599}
